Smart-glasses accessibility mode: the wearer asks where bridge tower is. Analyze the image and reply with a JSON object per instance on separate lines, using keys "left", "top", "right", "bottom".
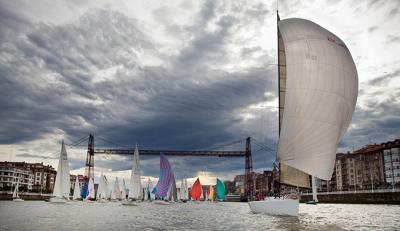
{"left": 244, "top": 137, "right": 253, "bottom": 200}
{"left": 85, "top": 134, "right": 94, "bottom": 181}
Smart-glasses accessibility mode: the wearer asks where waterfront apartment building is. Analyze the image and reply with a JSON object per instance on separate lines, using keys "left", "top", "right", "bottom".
{"left": 70, "top": 174, "right": 85, "bottom": 192}
{"left": 255, "top": 170, "right": 273, "bottom": 193}
{"left": 335, "top": 139, "right": 400, "bottom": 191}
{"left": 0, "top": 164, "right": 34, "bottom": 191}
{"left": 382, "top": 139, "right": 400, "bottom": 186}
{"left": 224, "top": 181, "right": 235, "bottom": 194}
{"left": 0, "top": 162, "right": 56, "bottom": 193}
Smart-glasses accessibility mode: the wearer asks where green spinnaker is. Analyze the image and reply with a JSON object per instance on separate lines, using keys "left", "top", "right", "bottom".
{"left": 216, "top": 178, "right": 225, "bottom": 201}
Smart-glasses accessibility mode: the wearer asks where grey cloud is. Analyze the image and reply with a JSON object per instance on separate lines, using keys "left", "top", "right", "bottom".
{"left": 389, "top": 8, "right": 398, "bottom": 17}
{"left": 367, "top": 69, "right": 400, "bottom": 85}
{"left": 368, "top": 26, "right": 378, "bottom": 33}
{"left": 0, "top": 4, "right": 278, "bottom": 178}
{"left": 387, "top": 35, "right": 400, "bottom": 44}
{"left": 16, "top": 153, "right": 58, "bottom": 160}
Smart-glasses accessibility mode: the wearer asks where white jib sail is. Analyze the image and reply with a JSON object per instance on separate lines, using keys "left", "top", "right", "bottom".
{"left": 128, "top": 144, "right": 142, "bottom": 200}
{"left": 53, "top": 140, "right": 71, "bottom": 199}
{"left": 73, "top": 177, "right": 81, "bottom": 200}
{"left": 277, "top": 18, "right": 358, "bottom": 181}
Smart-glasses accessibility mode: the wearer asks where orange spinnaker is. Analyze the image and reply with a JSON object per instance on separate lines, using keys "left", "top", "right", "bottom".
{"left": 190, "top": 178, "right": 202, "bottom": 200}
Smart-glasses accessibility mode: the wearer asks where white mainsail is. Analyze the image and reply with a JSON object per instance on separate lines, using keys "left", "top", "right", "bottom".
{"left": 148, "top": 178, "right": 155, "bottom": 200}
{"left": 96, "top": 172, "right": 103, "bottom": 199}
{"left": 53, "top": 140, "right": 71, "bottom": 199}
{"left": 112, "top": 177, "right": 121, "bottom": 200}
{"left": 180, "top": 178, "right": 189, "bottom": 201}
{"left": 73, "top": 177, "right": 81, "bottom": 200}
{"left": 97, "top": 172, "right": 109, "bottom": 200}
{"left": 104, "top": 175, "right": 111, "bottom": 199}
{"left": 277, "top": 18, "right": 358, "bottom": 183}
{"left": 128, "top": 144, "right": 142, "bottom": 200}
{"left": 87, "top": 177, "right": 95, "bottom": 199}
{"left": 13, "top": 182, "right": 19, "bottom": 198}
{"left": 121, "top": 178, "right": 127, "bottom": 200}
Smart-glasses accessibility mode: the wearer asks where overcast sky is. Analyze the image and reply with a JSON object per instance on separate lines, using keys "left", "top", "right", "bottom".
{"left": 0, "top": 0, "right": 399, "bottom": 183}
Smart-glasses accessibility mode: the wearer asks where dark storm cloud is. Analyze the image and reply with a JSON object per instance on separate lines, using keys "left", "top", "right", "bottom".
{"left": 339, "top": 88, "right": 400, "bottom": 151}
{"left": 0, "top": 2, "right": 278, "bottom": 178}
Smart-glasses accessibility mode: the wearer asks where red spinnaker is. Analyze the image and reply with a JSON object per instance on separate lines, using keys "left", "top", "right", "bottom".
{"left": 190, "top": 178, "right": 202, "bottom": 200}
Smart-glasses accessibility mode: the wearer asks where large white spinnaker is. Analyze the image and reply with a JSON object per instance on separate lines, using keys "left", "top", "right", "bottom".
{"left": 249, "top": 14, "right": 358, "bottom": 216}
{"left": 128, "top": 144, "right": 142, "bottom": 200}
{"left": 73, "top": 177, "right": 81, "bottom": 200}
{"left": 52, "top": 140, "right": 71, "bottom": 200}
{"left": 277, "top": 18, "right": 358, "bottom": 182}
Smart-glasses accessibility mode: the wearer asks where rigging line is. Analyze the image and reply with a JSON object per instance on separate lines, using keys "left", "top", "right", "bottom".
{"left": 252, "top": 139, "right": 276, "bottom": 152}
{"left": 66, "top": 135, "right": 89, "bottom": 147}
{"left": 67, "top": 137, "right": 89, "bottom": 148}
{"left": 193, "top": 138, "right": 246, "bottom": 151}
{"left": 95, "top": 136, "right": 131, "bottom": 149}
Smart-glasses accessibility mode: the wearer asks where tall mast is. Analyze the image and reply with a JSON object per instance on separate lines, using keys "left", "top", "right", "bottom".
{"left": 276, "top": 10, "right": 282, "bottom": 196}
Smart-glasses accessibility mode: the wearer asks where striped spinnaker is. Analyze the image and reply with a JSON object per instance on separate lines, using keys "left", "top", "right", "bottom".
{"left": 153, "top": 153, "right": 173, "bottom": 198}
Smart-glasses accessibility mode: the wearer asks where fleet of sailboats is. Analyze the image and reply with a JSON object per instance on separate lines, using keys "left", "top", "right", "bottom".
{"left": 20, "top": 140, "right": 227, "bottom": 207}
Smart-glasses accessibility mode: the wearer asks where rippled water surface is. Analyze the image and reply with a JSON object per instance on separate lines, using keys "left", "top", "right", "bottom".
{"left": 0, "top": 201, "right": 399, "bottom": 230}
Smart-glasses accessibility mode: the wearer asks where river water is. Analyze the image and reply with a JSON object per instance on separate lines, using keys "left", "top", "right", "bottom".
{"left": 0, "top": 201, "right": 399, "bottom": 230}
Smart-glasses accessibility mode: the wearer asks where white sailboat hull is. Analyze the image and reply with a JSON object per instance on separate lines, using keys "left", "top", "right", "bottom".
{"left": 248, "top": 198, "right": 299, "bottom": 217}
{"left": 13, "top": 198, "right": 24, "bottom": 202}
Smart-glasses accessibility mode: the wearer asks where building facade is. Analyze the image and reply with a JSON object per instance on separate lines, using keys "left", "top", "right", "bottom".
{"left": 0, "top": 165, "right": 34, "bottom": 191}
{"left": 382, "top": 140, "right": 400, "bottom": 186}
{"left": 335, "top": 139, "right": 400, "bottom": 191}
{"left": 70, "top": 174, "right": 85, "bottom": 193}
{"left": 0, "top": 162, "right": 56, "bottom": 193}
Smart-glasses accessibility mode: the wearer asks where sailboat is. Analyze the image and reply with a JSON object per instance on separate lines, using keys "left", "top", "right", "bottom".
{"left": 121, "top": 178, "right": 127, "bottom": 201}
{"left": 12, "top": 182, "right": 24, "bottom": 202}
{"left": 85, "top": 177, "right": 95, "bottom": 201}
{"left": 111, "top": 177, "right": 121, "bottom": 201}
{"left": 144, "top": 178, "right": 153, "bottom": 202}
{"left": 190, "top": 178, "right": 202, "bottom": 201}
{"left": 170, "top": 173, "right": 178, "bottom": 202}
{"left": 248, "top": 12, "right": 358, "bottom": 216}
{"left": 122, "top": 144, "right": 142, "bottom": 206}
{"left": 96, "top": 172, "right": 108, "bottom": 202}
{"left": 153, "top": 153, "right": 173, "bottom": 205}
{"left": 180, "top": 178, "right": 189, "bottom": 202}
{"left": 216, "top": 178, "right": 225, "bottom": 201}
{"left": 207, "top": 185, "right": 215, "bottom": 202}
{"left": 50, "top": 140, "right": 71, "bottom": 203}
{"left": 72, "top": 177, "right": 81, "bottom": 200}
